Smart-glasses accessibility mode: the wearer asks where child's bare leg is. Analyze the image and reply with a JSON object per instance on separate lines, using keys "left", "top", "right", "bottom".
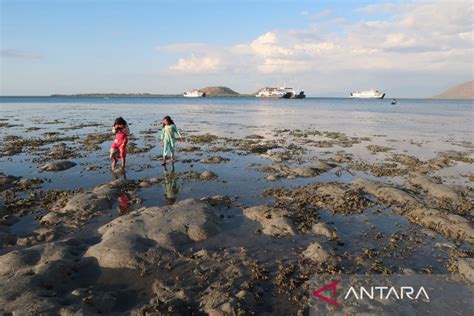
{"left": 112, "top": 157, "right": 117, "bottom": 170}
{"left": 162, "top": 155, "right": 167, "bottom": 165}
{"left": 120, "top": 157, "right": 126, "bottom": 169}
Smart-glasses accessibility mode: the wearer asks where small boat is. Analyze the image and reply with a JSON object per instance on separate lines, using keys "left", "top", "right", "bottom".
{"left": 183, "top": 90, "right": 206, "bottom": 98}
{"left": 350, "top": 89, "right": 385, "bottom": 99}
{"left": 391, "top": 99, "right": 398, "bottom": 105}
{"left": 293, "top": 91, "right": 306, "bottom": 99}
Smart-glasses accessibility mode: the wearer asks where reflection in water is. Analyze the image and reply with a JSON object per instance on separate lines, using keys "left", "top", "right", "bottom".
{"left": 117, "top": 192, "right": 133, "bottom": 215}
{"left": 162, "top": 165, "right": 182, "bottom": 205}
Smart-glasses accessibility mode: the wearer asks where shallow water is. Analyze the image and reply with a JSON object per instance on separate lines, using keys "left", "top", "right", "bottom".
{"left": 1, "top": 96, "right": 473, "bottom": 274}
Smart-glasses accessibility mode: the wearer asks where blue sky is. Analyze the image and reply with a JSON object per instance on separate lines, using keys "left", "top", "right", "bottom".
{"left": 1, "top": 0, "right": 473, "bottom": 96}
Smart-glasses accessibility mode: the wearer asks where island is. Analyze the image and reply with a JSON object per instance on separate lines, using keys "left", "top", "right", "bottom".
{"left": 51, "top": 86, "right": 248, "bottom": 97}
{"left": 431, "top": 80, "right": 474, "bottom": 100}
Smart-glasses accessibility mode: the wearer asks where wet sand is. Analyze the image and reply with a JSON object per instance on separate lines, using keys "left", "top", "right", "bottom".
{"left": 0, "top": 98, "right": 473, "bottom": 314}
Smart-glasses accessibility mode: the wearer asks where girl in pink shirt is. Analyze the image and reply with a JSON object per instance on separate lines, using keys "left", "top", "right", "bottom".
{"left": 110, "top": 117, "right": 129, "bottom": 170}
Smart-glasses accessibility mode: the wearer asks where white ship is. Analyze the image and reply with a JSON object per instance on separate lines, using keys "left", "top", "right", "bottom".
{"left": 183, "top": 90, "right": 206, "bottom": 97}
{"left": 350, "top": 89, "right": 385, "bottom": 99}
{"left": 256, "top": 86, "right": 297, "bottom": 98}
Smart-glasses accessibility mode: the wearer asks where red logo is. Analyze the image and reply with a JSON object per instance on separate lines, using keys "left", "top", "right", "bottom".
{"left": 313, "top": 280, "right": 341, "bottom": 307}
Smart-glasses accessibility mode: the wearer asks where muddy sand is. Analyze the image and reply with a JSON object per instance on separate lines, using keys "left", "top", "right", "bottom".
{"left": 0, "top": 99, "right": 473, "bottom": 314}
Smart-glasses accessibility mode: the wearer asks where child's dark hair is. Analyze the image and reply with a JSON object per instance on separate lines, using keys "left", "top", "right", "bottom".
{"left": 162, "top": 116, "right": 174, "bottom": 128}
{"left": 114, "top": 117, "right": 127, "bottom": 126}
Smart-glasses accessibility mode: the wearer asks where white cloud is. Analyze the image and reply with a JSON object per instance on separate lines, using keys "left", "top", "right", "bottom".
{"left": 160, "top": 0, "right": 473, "bottom": 91}
{"left": 169, "top": 54, "right": 225, "bottom": 74}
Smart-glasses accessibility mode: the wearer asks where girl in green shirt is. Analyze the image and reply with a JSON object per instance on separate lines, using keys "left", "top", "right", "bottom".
{"left": 160, "top": 115, "right": 182, "bottom": 165}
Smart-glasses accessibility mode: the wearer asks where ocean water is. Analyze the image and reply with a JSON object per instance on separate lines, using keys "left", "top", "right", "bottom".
{"left": 2, "top": 96, "right": 472, "bottom": 136}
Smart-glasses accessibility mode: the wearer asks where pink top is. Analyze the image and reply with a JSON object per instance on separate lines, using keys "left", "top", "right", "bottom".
{"left": 112, "top": 132, "right": 128, "bottom": 156}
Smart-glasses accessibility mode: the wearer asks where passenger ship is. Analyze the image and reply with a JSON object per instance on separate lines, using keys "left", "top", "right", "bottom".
{"left": 183, "top": 90, "right": 206, "bottom": 97}
{"left": 350, "top": 89, "right": 385, "bottom": 99}
{"left": 256, "top": 86, "right": 305, "bottom": 99}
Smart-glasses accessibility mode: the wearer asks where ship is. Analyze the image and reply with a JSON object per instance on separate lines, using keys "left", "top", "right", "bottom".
{"left": 183, "top": 90, "right": 206, "bottom": 97}
{"left": 256, "top": 86, "right": 305, "bottom": 99}
{"left": 350, "top": 89, "right": 385, "bottom": 99}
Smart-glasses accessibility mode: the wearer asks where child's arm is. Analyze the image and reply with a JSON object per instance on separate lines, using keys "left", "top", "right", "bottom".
{"left": 124, "top": 126, "right": 130, "bottom": 135}
{"left": 160, "top": 128, "right": 165, "bottom": 145}
{"left": 173, "top": 125, "right": 183, "bottom": 140}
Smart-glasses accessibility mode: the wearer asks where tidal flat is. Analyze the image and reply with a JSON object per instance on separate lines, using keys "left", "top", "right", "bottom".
{"left": 0, "top": 97, "right": 473, "bottom": 314}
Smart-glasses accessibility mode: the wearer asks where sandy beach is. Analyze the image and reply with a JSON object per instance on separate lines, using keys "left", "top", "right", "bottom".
{"left": 0, "top": 97, "right": 473, "bottom": 314}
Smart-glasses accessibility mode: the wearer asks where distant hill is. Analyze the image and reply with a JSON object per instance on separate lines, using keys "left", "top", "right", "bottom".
{"left": 432, "top": 81, "right": 474, "bottom": 99}
{"left": 51, "top": 93, "right": 178, "bottom": 97}
{"left": 198, "top": 86, "right": 239, "bottom": 96}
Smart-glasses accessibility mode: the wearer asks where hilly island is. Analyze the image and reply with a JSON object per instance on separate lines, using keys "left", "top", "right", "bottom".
{"left": 51, "top": 86, "right": 242, "bottom": 97}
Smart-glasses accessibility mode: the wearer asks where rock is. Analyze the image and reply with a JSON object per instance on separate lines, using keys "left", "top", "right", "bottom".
{"left": 85, "top": 199, "right": 221, "bottom": 269}
{"left": 352, "top": 178, "right": 417, "bottom": 206}
{"left": 200, "top": 284, "right": 236, "bottom": 315}
{"left": 406, "top": 207, "right": 474, "bottom": 243}
{"left": 60, "top": 192, "right": 110, "bottom": 213}
{"left": 243, "top": 205, "right": 289, "bottom": 222}
{"left": 200, "top": 195, "right": 235, "bottom": 207}
{"left": 0, "top": 173, "right": 20, "bottom": 191}
{"left": 149, "top": 177, "right": 160, "bottom": 183}
{"left": 200, "top": 156, "right": 229, "bottom": 164}
{"left": 139, "top": 180, "right": 151, "bottom": 188}
{"left": 312, "top": 161, "right": 336, "bottom": 172}
{"left": 434, "top": 242, "right": 456, "bottom": 249}
{"left": 249, "top": 143, "right": 279, "bottom": 154}
{"left": 92, "top": 179, "right": 125, "bottom": 197}
{"left": 245, "top": 134, "right": 265, "bottom": 139}
{"left": 266, "top": 175, "right": 278, "bottom": 181}
{"left": 260, "top": 164, "right": 320, "bottom": 178}
{"left": 40, "top": 212, "right": 61, "bottom": 225}
{"left": 366, "top": 145, "right": 393, "bottom": 153}
{"left": 262, "top": 217, "right": 296, "bottom": 237}
{"left": 302, "top": 242, "right": 333, "bottom": 263}
{"left": 40, "top": 161, "right": 76, "bottom": 172}
{"left": 329, "top": 153, "right": 352, "bottom": 163}
{"left": 409, "top": 173, "right": 459, "bottom": 200}
{"left": 292, "top": 167, "right": 319, "bottom": 177}
{"left": 243, "top": 205, "right": 295, "bottom": 237}
{"left": 311, "top": 223, "right": 337, "bottom": 238}
{"left": 200, "top": 171, "right": 217, "bottom": 180}
{"left": 457, "top": 258, "right": 474, "bottom": 283}
{"left": 192, "top": 249, "right": 210, "bottom": 259}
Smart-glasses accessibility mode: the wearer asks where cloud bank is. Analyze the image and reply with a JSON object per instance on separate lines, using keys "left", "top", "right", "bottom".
{"left": 160, "top": 0, "right": 473, "bottom": 90}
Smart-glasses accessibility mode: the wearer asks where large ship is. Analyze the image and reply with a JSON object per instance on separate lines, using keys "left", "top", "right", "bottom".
{"left": 350, "top": 89, "right": 385, "bottom": 99}
{"left": 256, "top": 86, "right": 305, "bottom": 99}
{"left": 183, "top": 90, "right": 206, "bottom": 97}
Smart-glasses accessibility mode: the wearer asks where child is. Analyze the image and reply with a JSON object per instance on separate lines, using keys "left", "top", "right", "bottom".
{"left": 110, "top": 117, "right": 129, "bottom": 170}
{"left": 160, "top": 115, "right": 182, "bottom": 165}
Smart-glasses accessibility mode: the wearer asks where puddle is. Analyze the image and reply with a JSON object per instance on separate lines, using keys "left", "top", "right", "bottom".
{"left": 10, "top": 214, "right": 40, "bottom": 237}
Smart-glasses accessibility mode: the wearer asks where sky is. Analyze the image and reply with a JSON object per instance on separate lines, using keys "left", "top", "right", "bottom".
{"left": 1, "top": 0, "right": 473, "bottom": 97}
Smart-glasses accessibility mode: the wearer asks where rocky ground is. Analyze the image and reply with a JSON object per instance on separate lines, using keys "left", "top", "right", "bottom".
{"left": 0, "top": 118, "right": 473, "bottom": 315}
